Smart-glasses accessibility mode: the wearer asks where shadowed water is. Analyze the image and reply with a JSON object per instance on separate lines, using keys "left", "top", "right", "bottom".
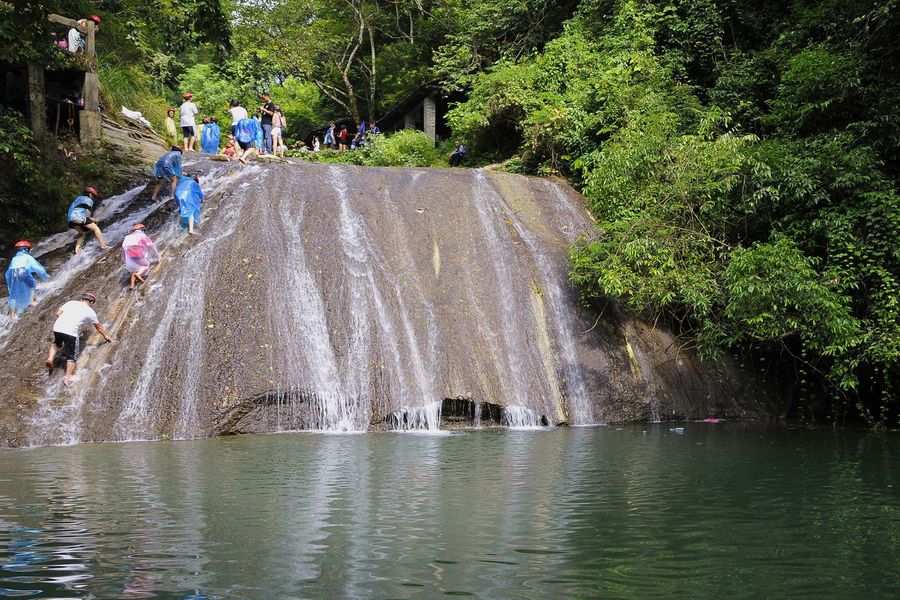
{"left": 1, "top": 425, "right": 897, "bottom": 598}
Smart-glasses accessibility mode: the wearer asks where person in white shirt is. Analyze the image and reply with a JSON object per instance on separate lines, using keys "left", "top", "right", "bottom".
{"left": 45, "top": 291, "right": 113, "bottom": 385}
{"left": 228, "top": 99, "right": 248, "bottom": 136}
{"left": 179, "top": 92, "right": 199, "bottom": 152}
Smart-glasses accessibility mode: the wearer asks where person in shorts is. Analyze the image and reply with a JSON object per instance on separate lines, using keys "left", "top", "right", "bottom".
{"left": 46, "top": 291, "right": 113, "bottom": 385}
{"left": 67, "top": 187, "right": 110, "bottom": 254}
{"left": 179, "top": 92, "right": 199, "bottom": 152}
{"left": 150, "top": 146, "right": 184, "bottom": 201}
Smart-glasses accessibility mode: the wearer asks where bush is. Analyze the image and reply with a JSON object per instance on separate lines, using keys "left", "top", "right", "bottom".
{"left": 364, "top": 130, "right": 443, "bottom": 167}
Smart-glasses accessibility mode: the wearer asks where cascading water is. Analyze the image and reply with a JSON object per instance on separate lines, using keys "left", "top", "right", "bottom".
{"left": 492, "top": 189, "right": 594, "bottom": 424}
{"left": 0, "top": 158, "right": 765, "bottom": 448}
{"left": 502, "top": 405, "right": 543, "bottom": 428}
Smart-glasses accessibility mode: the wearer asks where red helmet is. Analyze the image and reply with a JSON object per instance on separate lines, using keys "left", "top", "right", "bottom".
{"left": 173, "top": 146, "right": 183, "bottom": 153}
{"left": 81, "top": 292, "right": 97, "bottom": 303}
{"left": 89, "top": 15, "right": 101, "bottom": 24}
{"left": 84, "top": 186, "right": 99, "bottom": 197}
{"left": 131, "top": 223, "right": 146, "bottom": 231}
{"left": 182, "top": 92, "right": 193, "bottom": 99}
{"left": 14, "top": 240, "right": 31, "bottom": 249}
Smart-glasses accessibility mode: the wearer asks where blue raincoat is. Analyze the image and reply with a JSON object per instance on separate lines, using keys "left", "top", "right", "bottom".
{"left": 153, "top": 150, "right": 184, "bottom": 179}
{"left": 66, "top": 195, "right": 94, "bottom": 224}
{"left": 201, "top": 123, "right": 221, "bottom": 154}
{"left": 174, "top": 178, "right": 205, "bottom": 230}
{"left": 252, "top": 117, "right": 264, "bottom": 149}
{"left": 5, "top": 250, "right": 48, "bottom": 313}
{"left": 235, "top": 118, "right": 261, "bottom": 146}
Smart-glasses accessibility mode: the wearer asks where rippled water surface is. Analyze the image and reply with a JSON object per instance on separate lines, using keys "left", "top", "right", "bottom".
{"left": 1, "top": 426, "right": 898, "bottom": 598}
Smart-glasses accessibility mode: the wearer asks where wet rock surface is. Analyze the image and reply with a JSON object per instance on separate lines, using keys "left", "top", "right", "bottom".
{"left": 0, "top": 158, "right": 777, "bottom": 447}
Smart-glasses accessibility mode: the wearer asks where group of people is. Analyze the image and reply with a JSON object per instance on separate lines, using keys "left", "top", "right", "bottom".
{"left": 4, "top": 155, "right": 207, "bottom": 385}
{"left": 163, "top": 92, "right": 289, "bottom": 163}
{"left": 50, "top": 14, "right": 101, "bottom": 54}
{"left": 322, "top": 120, "right": 380, "bottom": 152}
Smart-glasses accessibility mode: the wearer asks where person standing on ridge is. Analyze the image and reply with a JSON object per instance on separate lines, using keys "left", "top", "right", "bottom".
{"left": 164, "top": 107, "right": 178, "bottom": 146}
{"left": 122, "top": 224, "right": 161, "bottom": 289}
{"left": 174, "top": 175, "right": 205, "bottom": 235}
{"left": 259, "top": 92, "right": 276, "bottom": 155}
{"left": 325, "top": 123, "right": 335, "bottom": 150}
{"left": 271, "top": 106, "right": 287, "bottom": 157}
{"left": 67, "top": 187, "right": 110, "bottom": 254}
{"left": 201, "top": 116, "right": 221, "bottom": 154}
{"left": 338, "top": 125, "right": 348, "bottom": 152}
{"left": 5, "top": 241, "right": 48, "bottom": 318}
{"left": 150, "top": 146, "right": 183, "bottom": 202}
{"left": 46, "top": 291, "right": 113, "bottom": 386}
{"left": 228, "top": 99, "right": 248, "bottom": 137}
{"left": 179, "top": 92, "right": 199, "bottom": 152}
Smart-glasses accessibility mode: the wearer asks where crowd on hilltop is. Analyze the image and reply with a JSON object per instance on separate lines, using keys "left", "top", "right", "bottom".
{"left": 161, "top": 90, "right": 396, "bottom": 163}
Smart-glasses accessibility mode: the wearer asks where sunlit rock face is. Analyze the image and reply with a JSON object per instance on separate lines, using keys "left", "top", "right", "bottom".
{"left": 0, "top": 159, "right": 772, "bottom": 447}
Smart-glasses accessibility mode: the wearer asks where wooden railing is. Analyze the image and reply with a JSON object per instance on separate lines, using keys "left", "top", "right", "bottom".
{"left": 48, "top": 14, "right": 96, "bottom": 58}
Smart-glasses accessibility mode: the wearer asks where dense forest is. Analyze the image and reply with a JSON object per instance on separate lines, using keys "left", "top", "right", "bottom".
{"left": 1, "top": 0, "right": 898, "bottom": 426}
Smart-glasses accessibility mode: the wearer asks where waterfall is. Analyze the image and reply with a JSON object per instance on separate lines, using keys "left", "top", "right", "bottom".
{"left": 502, "top": 405, "right": 543, "bottom": 428}
{"left": 493, "top": 190, "right": 594, "bottom": 424}
{"left": 470, "top": 171, "right": 534, "bottom": 406}
{"left": 6, "top": 158, "right": 706, "bottom": 449}
{"left": 386, "top": 401, "right": 442, "bottom": 431}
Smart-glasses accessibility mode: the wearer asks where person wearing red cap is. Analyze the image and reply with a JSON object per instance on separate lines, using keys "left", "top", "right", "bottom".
{"left": 67, "top": 187, "right": 110, "bottom": 254}
{"left": 180, "top": 92, "right": 199, "bottom": 152}
{"left": 46, "top": 291, "right": 112, "bottom": 385}
{"left": 5, "top": 241, "right": 48, "bottom": 318}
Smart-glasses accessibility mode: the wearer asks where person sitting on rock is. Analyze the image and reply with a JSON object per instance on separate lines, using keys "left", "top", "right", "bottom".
{"left": 67, "top": 186, "right": 110, "bottom": 254}
{"left": 174, "top": 175, "right": 205, "bottom": 235}
{"left": 150, "top": 146, "right": 183, "bottom": 202}
{"left": 121, "top": 223, "right": 161, "bottom": 289}
{"left": 46, "top": 291, "right": 112, "bottom": 386}
{"left": 5, "top": 240, "right": 48, "bottom": 318}
{"left": 449, "top": 140, "right": 469, "bottom": 167}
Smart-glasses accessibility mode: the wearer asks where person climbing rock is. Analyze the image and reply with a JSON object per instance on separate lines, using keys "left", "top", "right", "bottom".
{"left": 234, "top": 117, "right": 261, "bottom": 164}
{"left": 46, "top": 291, "right": 112, "bottom": 386}
{"left": 67, "top": 187, "right": 110, "bottom": 254}
{"left": 5, "top": 241, "right": 48, "bottom": 318}
{"left": 150, "top": 146, "right": 183, "bottom": 202}
{"left": 174, "top": 175, "right": 205, "bottom": 235}
{"left": 121, "top": 224, "right": 161, "bottom": 289}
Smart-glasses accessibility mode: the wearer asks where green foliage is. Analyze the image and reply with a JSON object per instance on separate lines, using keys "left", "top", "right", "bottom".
{"left": 363, "top": 130, "right": 442, "bottom": 167}
{"left": 294, "top": 130, "right": 444, "bottom": 167}
{"left": 455, "top": 0, "right": 900, "bottom": 424}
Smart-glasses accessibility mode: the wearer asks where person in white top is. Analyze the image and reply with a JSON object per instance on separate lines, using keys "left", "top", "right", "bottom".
{"left": 228, "top": 99, "right": 248, "bottom": 135}
{"left": 45, "top": 291, "right": 113, "bottom": 385}
{"left": 179, "top": 92, "right": 199, "bottom": 153}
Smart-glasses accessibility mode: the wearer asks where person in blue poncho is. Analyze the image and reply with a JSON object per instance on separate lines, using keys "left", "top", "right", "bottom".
{"left": 174, "top": 175, "right": 205, "bottom": 235}
{"left": 150, "top": 146, "right": 184, "bottom": 202}
{"left": 67, "top": 187, "right": 110, "bottom": 254}
{"left": 235, "top": 117, "right": 261, "bottom": 164}
{"left": 5, "top": 241, "right": 48, "bottom": 318}
{"left": 201, "top": 117, "right": 221, "bottom": 154}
